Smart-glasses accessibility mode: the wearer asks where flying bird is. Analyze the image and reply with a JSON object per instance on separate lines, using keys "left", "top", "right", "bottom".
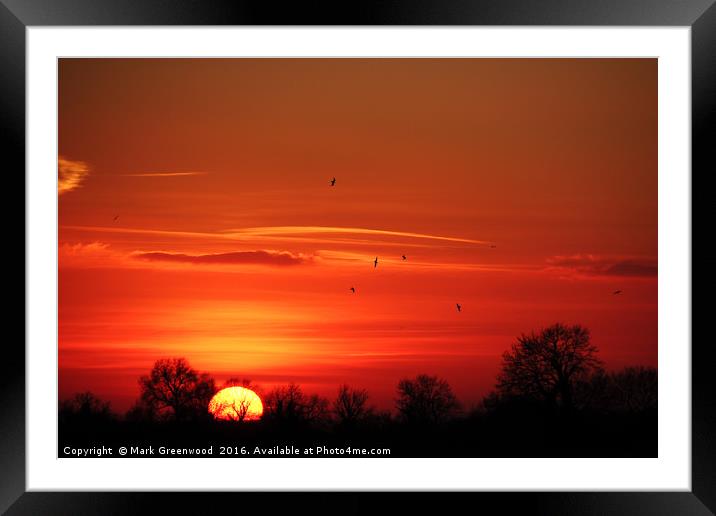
{"left": 613, "top": 290, "right": 622, "bottom": 295}
{"left": 490, "top": 244, "right": 497, "bottom": 248}
{"left": 329, "top": 177, "right": 336, "bottom": 186}
{"left": 402, "top": 255, "right": 407, "bottom": 260}
{"left": 456, "top": 303, "right": 462, "bottom": 312}
{"left": 374, "top": 257, "right": 378, "bottom": 268}
{"left": 349, "top": 287, "right": 356, "bottom": 294}
{"left": 113, "top": 215, "right": 119, "bottom": 222}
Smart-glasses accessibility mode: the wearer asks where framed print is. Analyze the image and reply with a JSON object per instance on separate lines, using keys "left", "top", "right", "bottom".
{"left": 3, "top": 0, "right": 715, "bottom": 514}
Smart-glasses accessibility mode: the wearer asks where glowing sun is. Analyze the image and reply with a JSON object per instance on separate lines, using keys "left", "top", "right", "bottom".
{"left": 208, "top": 386, "right": 264, "bottom": 421}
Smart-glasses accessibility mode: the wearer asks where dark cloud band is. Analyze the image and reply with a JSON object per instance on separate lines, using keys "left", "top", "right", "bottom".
{"left": 134, "top": 250, "right": 307, "bottom": 266}
{"left": 546, "top": 255, "right": 657, "bottom": 277}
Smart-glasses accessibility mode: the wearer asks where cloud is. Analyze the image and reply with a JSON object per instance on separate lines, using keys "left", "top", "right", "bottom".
{"left": 225, "top": 226, "right": 489, "bottom": 245}
{"left": 60, "top": 224, "right": 489, "bottom": 248}
{"left": 61, "top": 242, "right": 110, "bottom": 256}
{"left": 133, "top": 250, "right": 309, "bottom": 267}
{"left": 59, "top": 243, "right": 312, "bottom": 270}
{"left": 546, "top": 254, "right": 657, "bottom": 277}
{"left": 59, "top": 242, "right": 123, "bottom": 268}
{"left": 122, "top": 172, "right": 207, "bottom": 177}
{"left": 58, "top": 157, "right": 90, "bottom": 195}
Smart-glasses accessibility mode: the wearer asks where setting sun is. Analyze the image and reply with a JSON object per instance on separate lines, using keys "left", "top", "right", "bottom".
{"left": 208, "top": 387, "right": 264, "bottom": 421}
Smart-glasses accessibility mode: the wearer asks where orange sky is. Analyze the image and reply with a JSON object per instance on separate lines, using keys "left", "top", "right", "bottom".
{"left": 58, "top": 58, "right": 657, "bottom": 412}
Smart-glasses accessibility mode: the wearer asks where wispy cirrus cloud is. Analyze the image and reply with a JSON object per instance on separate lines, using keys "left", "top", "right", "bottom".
{"left": 58, "top": 157, "right": 90, "bottom": 195}
{"left": 224, "top": 226, "right": 490, "bottom": 245}
{"left": 60, "top": 225, "right": 489, "bottom": 248}
{"left": 61, "top": 241, "right": 111, "bottom": 256}
{"left": 133, "top": 250, "right": 310, "bottom": 266}
{"left": 122, "top": 172, "right": 207, "bottom": 177}
{"left": 546, "top": 254, "right": 657, "bottom": 278}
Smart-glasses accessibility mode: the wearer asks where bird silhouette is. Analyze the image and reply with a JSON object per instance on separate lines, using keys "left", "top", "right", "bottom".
{"left": 490, "top": 244, "right": 497, "bottom": 248}
{"left": 349, "top": 287, "right": 356, "bottom": 293}
{"left": 402, "top": 255, "right": 407, "bottom": 260}
{"left": 374, "top": 257, "right": 378, "bottom": 268}
{"left": 113, "top": 215, "right": 119, "bottom": 222}
{"left": 456, "top": 303, "right": 462, "bottom": 312}
{"left": 613, "top": 290, "right": 622, "bottom": 295}
{"left": 329, "top": 177, "right": 336, "bottom": 186}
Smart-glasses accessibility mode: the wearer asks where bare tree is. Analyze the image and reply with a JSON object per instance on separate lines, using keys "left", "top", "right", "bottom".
{"left": 223, "top": 377, "right": 254, "bottom": 389}
{"left": 333, "top": 385, "right": 371, "bottom": 425}
{"left": 218, "top": 398, "right": 253, "bottom": 421}
{"left": 497, "top": 323, "right": 602, "bottom": 412}
{"left": 59, "top": 391, "right": 114, "bottom": 424}
{"left": 396, "top": 374, "right": 459, "bottom": 425}
{"left": 263, "top": 384, "right": 329, "bottom": 425}
{"left": 304, "top": 393, "right": 330, "bottom": 423}
{"left": 604, "top": 366, "right": 657, "bottom": 413}
{"left": 572, "top": 367, "right": 609, "bottom": 411}
{"left": 263, "top": 384, "right": 302, "bottom": 422}
{"left": 211, "top": 385, "right": 259, "bottom": 422}
{"left": 138, "top": 358, "right": 215, "bottom": 421}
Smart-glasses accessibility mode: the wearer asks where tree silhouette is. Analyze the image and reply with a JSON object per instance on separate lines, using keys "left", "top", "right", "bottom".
{"left": 125, "top": 399, "right": 158, "bottom": 423}
{"left": 209, "top": 382, "right": 261, "bottom": 422}
{"left": 572, "top": 367, "right": 609, "bottom": 411}
{"left": 497, "top": 323, "right": 602, "bottom": 413}
{"left": 59, "top": 391, "right": 114, "bottom": 424}
{"left": 263, "top": 383, "right": 329, "bottom": 425}
{"left": 138, "top": 358, "right": 215, "bottom": 421}
{"left": 223, "top": 377, "right": 254, "bottom": 389}
{"left": 215, "top": 397, "right": 253, "bottom": 422}
{"left": 333, "top": 385, "right": 372, "bottom": 425}
{"left": 608, "top": 366, "right": 657, "bottom": 412}
{"left": 396, "top": 374, "right": 459, "bottom": 425}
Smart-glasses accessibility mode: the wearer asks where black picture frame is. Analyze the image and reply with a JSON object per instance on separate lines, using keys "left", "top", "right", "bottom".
{"left": 3, "top": 1, "right": 714, "bottom": 514}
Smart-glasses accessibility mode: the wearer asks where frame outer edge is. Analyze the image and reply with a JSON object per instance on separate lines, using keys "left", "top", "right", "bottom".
{"left": 0, "top": 0, "right": 27, "bottom": 514}
{"left": 692, "top": 1, "right": 716, "bottom": 514}
{"left": 0, "top": 0, "right": 716, "bottom": 26}
{"left": 2, "top": 0, "right": 714, "bottom": 513}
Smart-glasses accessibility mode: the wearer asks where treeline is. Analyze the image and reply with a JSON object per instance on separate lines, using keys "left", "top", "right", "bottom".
{"left": 59, "top": 323, "right": 657, "bottom": 429}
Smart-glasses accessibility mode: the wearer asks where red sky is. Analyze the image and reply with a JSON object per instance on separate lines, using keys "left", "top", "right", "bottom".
{"left": 58, "top": 58, "right": 657, "bottom": 413}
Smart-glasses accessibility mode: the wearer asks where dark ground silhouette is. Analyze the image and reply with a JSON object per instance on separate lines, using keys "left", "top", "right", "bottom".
{"left": 59, "top": 323, "right": 657, "bottom": 458}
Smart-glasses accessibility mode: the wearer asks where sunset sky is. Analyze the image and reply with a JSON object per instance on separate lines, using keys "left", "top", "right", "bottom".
{"left": 58, "top": 58, "right": 657, "bottom": 412}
